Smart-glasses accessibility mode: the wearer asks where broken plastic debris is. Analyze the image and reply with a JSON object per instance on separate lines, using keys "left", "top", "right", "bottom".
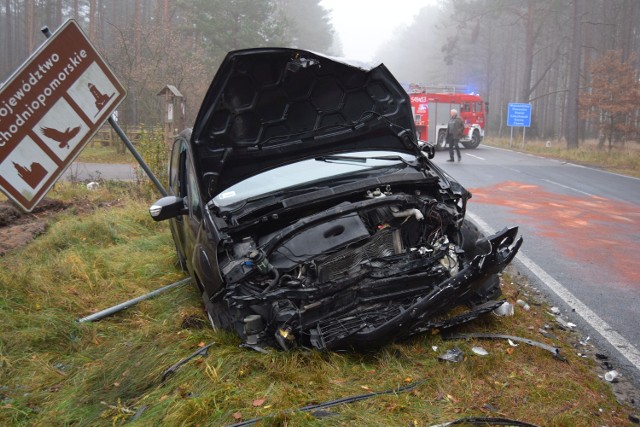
{"left": 555, "top": 316, "right": 574, "bottom": 330}
{"left": 516, "top": 299, "right": 530, "bottom": 311}
{"left": 471, "top": 347, "right": 488, "bottom": 356}
{"left": 550, "top": 306, "right": 560, "bottom": 314}
{"left": 538, "top": 328, "right": 558, "bottom": 340}
{"left": 444, "top": 333, "right": 564, "bottom": 360}
{"left": 604, "top": 370, "right": 619, "bottom": 382}
{"left": 432, "top": 346, "right": 438, "bottom": 352}
{"left": 86, "top": 181, "right": 100, "bottom": 190}
{"left": 438, "top": 347, "right": 464, "bottom": 363}
{"left": 493, "top": 301, "right": 514, "bottom": 317}
{"left": 507, "top": 339, "right": 519, "bottom": 347}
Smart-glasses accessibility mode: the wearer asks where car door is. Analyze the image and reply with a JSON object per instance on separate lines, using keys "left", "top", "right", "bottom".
{"left": 180, "top": 153, "right": 203, "bottom": 275}
{"left": 168, "top": 137, "right": 188, "bottom": 268}
{"left": 168, "top": 136, "right": 204, "bottom": 272}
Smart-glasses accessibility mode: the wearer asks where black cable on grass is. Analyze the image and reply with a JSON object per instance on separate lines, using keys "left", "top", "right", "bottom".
{"left": 428, "top": 417, "right": 540, "bottom": 427}
{"left": 225, "top": 380, "right": 426, "bottom": 427}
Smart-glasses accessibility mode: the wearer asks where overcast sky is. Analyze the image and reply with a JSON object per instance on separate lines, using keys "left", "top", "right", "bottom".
{"left": 320, "top": 0, "right": 436, "bottom": 63}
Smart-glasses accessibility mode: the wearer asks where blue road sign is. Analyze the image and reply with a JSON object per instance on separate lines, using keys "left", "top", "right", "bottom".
{"left": 507, "top": 103, "right": 532, "bottom": 127}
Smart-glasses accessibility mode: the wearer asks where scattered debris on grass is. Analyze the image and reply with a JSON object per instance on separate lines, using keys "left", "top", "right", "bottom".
{"left": 161, "top": 341, "right": 216, "bottom": 383}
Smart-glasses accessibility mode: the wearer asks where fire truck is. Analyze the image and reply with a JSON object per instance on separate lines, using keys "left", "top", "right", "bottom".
{"left": 409, "top": 86, "right": 488, "bottom": 150}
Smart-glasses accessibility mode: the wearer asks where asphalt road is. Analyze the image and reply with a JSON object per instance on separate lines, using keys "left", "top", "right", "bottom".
{"left": 435, "top": 144, "right": 640, "bottom": 385}
{"left": 61, "top": 161, "right": 136, "bottom": 181}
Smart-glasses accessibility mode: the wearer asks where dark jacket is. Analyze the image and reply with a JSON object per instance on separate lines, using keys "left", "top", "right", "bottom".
{"left": 446, "top": 116, "right": 464, "bottom": 140}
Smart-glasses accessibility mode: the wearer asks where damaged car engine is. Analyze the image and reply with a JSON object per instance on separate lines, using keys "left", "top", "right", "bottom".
{"left": 215, "top": 182, "right": 520, "bottom": 351}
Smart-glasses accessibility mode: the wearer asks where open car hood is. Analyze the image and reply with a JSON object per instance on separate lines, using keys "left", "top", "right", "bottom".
{"left": 190, "top": 48, "right": 421, "bottom": 198}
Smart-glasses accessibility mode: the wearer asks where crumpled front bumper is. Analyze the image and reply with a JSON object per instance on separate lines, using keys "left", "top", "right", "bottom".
{"left": 310, "top": 227, "right": 523, "bottom": 350}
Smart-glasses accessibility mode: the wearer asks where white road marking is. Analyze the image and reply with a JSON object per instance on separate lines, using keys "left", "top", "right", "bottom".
{"left": 505, "top": 167, "right": 522, "bottom": 174}
{"left": 541, "top": 179, "right": 596, "bottom": 197}
{"left": 465, "top": 153, "right": 486, "bottom": 161}
{"left": 467, "top": 211, "right": 640, "bottom": 372}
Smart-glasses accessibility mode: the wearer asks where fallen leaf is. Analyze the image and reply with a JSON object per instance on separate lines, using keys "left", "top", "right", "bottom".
{"left": 506, "top": 348, "right": 515, "bottom": 355}
{"left": 329, "top": 378, "right": 345, "bottom": 385}
{"left": 232, "top": 412, "right": 242, "bottom": 420}
{"left": 404, "top": 377, "right": 413, "bottom": 383}
{"left": 447, "top": 394, "right": 458, "bottom": 403}
{"left": 252, "top": 398, "right": 266, "bottom": 407}
{"left": 113, "top": 382, "right": 120, "bottom": 387}
{"left": 360, "top": 385, "right": 371, "bottom": 391}
{"left": 160, "top": 395, "right": 168, "bottom": 401}
{"left": 198, "top": 341, "right": 206, "bottom": 347}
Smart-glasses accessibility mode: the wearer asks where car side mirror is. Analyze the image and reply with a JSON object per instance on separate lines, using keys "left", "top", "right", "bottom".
{"left": 420, "top": 141, "right": 435, "bottom": 159}
{"left": 149, "top": 196, "right": 188, "bottom": 221}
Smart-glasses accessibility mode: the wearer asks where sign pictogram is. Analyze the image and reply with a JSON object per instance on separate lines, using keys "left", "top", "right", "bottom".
{"left": 0, "top": 20, "right": 125, "bottom": 211}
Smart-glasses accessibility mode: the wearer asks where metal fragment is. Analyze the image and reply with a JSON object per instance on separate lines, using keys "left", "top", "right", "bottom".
{"left": 438, "top": 347, "right": 464, "bottom": 363}
{"left": 444, "top": 333, "right": 565, "bottom": 361}
{"left": 78, "top": 277, "right": 192, "bottom": 323}
{"left": 161, "top": 341, "right": 215, "bottom": 383}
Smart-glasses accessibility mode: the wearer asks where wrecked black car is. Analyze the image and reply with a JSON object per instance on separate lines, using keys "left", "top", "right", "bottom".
{"left": 149, "top": 48, "right": 522, "bottom": 351}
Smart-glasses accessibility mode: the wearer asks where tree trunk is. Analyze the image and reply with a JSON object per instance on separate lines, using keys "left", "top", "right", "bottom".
{"left": 89, "top": 0, "right": 96, "bottom": 40}
{"left": 565, "top": 0, "right": 582, "bottom": 149}
{"left": 521, "top": 0, "right": 534, "bottom": 103}
{"left": 621, "top": 0, "right": 638, "bottom": 62}
{"left": 134, "top": 0, "right": 142, "bottom": 58}
{"left": 26, "top": 0, "right": 35, "bottom": 52}
{"left": 5, "top": 0, "right": 13, "bottom": 74}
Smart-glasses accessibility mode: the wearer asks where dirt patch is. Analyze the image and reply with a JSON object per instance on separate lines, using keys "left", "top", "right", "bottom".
{"left": 0, "top": 199, "right": 68, "bottom": 255}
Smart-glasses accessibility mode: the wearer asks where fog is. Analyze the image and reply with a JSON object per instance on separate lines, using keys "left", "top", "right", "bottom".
{"left": 2, "top": 0, "right": 638, "bottom": 146}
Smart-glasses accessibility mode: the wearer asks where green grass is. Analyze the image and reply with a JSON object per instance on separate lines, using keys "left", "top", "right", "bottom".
{"left": 76, "top": 144, "right": 135, "bottom": 164}
{"left": 485, "top": 137, "right": 640, "bottom": 178}
{"left": 0, "top": 183, "right": 634, "bottom": 426}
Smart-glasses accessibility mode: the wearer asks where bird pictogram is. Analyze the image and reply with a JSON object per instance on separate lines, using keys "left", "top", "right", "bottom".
{"left": 40, "top": 126, "right": 81, "bottom": 148}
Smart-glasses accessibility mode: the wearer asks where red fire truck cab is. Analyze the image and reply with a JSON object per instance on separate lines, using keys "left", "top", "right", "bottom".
{"left": 410, "top": 91, "right": 487, "bottom": 150}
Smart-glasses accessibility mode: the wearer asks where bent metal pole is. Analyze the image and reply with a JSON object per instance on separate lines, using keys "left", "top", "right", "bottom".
{"left": 41, "top": 26, "right": 168, "bottom": 197}
{"left": 77, "top": 277, "right": 192, "bottom": 323}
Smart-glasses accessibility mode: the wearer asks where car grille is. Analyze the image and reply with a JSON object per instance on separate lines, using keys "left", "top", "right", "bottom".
{"left": 317, "top": 229, "right": 398, "bottom": 283}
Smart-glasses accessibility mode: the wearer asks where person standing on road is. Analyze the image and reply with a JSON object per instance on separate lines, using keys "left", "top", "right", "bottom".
{"left": 446, "top": 109, "right": 464, "bottom": 162}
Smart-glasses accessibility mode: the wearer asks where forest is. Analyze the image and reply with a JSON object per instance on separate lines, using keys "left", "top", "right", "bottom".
{"left": 1, "top": 0, "right": 639, "bottom": 149}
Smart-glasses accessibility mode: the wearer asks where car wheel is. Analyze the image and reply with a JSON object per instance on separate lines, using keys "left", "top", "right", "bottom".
{"left": 458, "top": 219, "right": 502, "bottom": 306}
{"left": 202, "top": 289, "right": 233, "bottom": 331}
{"left": 436, "top": 130, "right": 447, "bottom": 151}
{"left": 462, "top": 130, "right": 481, "bottom": 149}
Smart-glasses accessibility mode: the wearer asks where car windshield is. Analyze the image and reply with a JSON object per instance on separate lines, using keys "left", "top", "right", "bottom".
{"left": 212, "top": 151, "right": 415, "bottom": 207}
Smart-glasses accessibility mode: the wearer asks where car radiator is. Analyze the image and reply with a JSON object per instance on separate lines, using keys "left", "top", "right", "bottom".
{"left": 316, "top": 229, "right": 399, "bottom": 283}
